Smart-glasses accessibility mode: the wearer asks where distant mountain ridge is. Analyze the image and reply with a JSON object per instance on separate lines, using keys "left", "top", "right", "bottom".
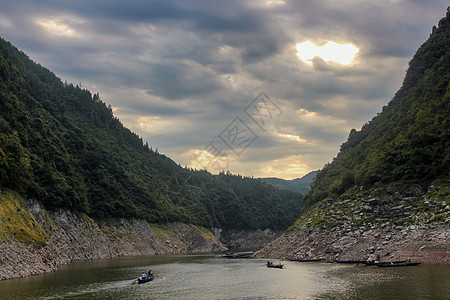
{"left": 260, "top": 171, "right": 318, "bottom": 195}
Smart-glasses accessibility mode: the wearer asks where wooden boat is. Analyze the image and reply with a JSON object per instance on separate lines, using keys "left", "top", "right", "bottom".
{"left": 266, "top": 262, "right": 284, "bottom": 268}
{"left": 137, "top": 274, "right": 154, "bottom": 284}
{"left": 289, "top": 258, "right": 324, "bottom": 262}
{"left": 363, "top": 260, "right": 406, "bottom": 266}
{"left": 375, "top": 262, "right": 421, "bottom": 267}
{"left": 335, "top": 260, "right": 366, "bottom": 264}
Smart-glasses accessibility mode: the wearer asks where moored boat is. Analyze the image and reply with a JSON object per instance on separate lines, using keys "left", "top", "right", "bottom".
{"left": 335, "top": 260, "right": 366, "bottom": 264}
{"left": 289, "top": 258, "right": 324, "bottom": 262}
{"left": 375, "top": 262, "right": 421, "bottom": 267}
{"left": 222, "top": 252, "right": 253, "bottom": 259}
{"left": 363, "top": 260, "right": 406, "bottom": 266}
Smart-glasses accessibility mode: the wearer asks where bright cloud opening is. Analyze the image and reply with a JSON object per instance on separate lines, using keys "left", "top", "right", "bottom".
{"left": 264, "top": 0, "right": 286, "bottom": 6}
{"left": 278, "top": 133, "right": 307, "bottom": 143}
{"left": 259, "top": 155, "right": 311, "bottom": 180}
{"left": 36, "top": 18, "right": 78, "bottom": 37}
{"left": 296, "top": 41, "right": 359, "bottom": 66}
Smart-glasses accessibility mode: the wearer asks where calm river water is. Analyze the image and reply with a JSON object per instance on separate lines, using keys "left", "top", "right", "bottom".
{"left": 0, "top": 254, "right": 449, "bottom": 299}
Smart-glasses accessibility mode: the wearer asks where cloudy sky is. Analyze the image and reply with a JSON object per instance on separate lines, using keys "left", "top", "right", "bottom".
{"left": 1, "top": 0, "right": 447, "bottom": 179}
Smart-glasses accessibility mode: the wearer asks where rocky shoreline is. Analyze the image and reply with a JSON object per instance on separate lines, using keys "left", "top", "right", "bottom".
{"left": 256, "top": 188, "right": 449, "bottom": 264}
{"left": 256, "top": 222, "right": 448, "bottom": 264}
{"left": 0, "top": 199, "right": 227, "bottom": 280}
{"left": 0, "top": 197, "right": 285, "bottom": 280}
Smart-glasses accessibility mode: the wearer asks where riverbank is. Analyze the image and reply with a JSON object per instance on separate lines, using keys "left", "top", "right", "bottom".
{"left": 0, "top": 192, "right": 285, "bottom": 280}
{"left": 256, "top": 222, "right": 448, "bottom": 264}
{"left": 0, "top": 193, "right": 227, "bottom": 280}
{"left": 256, "top": 187, "right": 449, "bottom": 264}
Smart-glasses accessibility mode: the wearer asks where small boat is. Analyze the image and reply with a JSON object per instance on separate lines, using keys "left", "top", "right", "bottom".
{"left": 335, "top": 260, "right": 366, "bottom": 264}
{"left": 266, "top": 262, "right": 284, "bottom": 269}
{"left": 375, "top": 262, "right": 421, "bottom": 267}
{"left": 222, "top": 252, "right": 252, "bottom": 259}
{"left": 137, "top": 274, "right": 154, "bottom": 284}
{"left": 289, "top": 258, "right": 324, "bottom": 262}
{"left": 363, "top": 260, "right": 406, "bottom": 266}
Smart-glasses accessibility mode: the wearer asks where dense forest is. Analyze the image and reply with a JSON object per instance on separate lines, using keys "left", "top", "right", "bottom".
{"left": 304, "top": 8, "right": 450, "bottom": 207}
{"left": 0, "top": 37, "right": 303, "bottom": 231}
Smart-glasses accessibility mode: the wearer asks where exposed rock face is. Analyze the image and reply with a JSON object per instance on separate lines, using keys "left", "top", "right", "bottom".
{"left": 220, "top": 229, "right": 282, "bottom": 251}
{"left": 0, "top": 200, "right": 225, "bottom": 280}
{"left": 256, "top": 188, "right": 449, "bottom": 264}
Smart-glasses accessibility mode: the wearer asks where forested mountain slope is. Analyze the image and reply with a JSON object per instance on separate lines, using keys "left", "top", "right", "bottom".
{"left": 260, "top": 171, "right": 318, "bottom": 195}
{"left": 257, "top": 8, "right": 449, "bottom": 264}
{"left": 305, "top": 9, "right": 450, "bottom": 207}
{"left": 0, "top": 38, "right": 302, "bottom": 232}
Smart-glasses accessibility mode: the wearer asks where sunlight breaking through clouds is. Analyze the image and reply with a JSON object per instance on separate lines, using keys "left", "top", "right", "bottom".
{"left": 36, "top": 18, "right": 78, "bottom": 37}
{"left": 260, "top": 155, "right": 311, "bottom": 180}
{"left": 296, "top": 41, "right": 359, "bottom": 66}
{"left": 3, "top": 0, "right": 444, "bottom": 180}
{"left": 278, "top": 133, "right": 307, "bottom": 143}
{"left": 264, "top": 0, "right": 286, "bottom": 6}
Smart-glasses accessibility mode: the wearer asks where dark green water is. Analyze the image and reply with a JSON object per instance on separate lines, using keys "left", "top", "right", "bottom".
{"left": 0, "top": 255, "right": 448, "bottom": 299}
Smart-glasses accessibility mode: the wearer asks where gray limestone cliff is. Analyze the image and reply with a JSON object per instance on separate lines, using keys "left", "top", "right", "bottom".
{"left": 256, "top": 185, "right": 449, "bottom": 264}
{"left": 0, "top": 197, "right": 225, "bottom": 280}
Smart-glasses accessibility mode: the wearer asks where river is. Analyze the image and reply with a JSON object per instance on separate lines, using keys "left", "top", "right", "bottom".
{"left": 0, "top": 254, "right": 448, "bottom": 299}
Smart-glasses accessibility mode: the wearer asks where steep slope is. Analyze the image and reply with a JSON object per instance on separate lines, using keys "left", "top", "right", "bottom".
{"left": 0, "top": 37, "right": 302, "bottom": 233}
{"left": 257, "top": 8, "right": 449, "bottom": 264}
{"left": 260, "top": 171, "right": 318, "bottom": 195}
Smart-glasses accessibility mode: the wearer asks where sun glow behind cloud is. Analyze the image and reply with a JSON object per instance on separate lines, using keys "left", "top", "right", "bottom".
{"left": 36, "top": 18, "right": 78, "bottom": 37}
{"left": 278, "top": 133, "right": 307, "bottom": 143}
{"left": 296, "top": 41, "right": 359, "bottom": 66}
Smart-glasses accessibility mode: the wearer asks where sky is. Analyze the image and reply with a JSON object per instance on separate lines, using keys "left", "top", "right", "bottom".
{"left": 0, "top": 0, "right": 448, "bottom": 180}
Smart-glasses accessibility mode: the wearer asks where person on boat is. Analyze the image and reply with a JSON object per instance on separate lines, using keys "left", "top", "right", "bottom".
{"left": 141, "top": 273, "right": 147, "bottom": 280}
{"left": 407, "top": 258, "right": 411, "bottom": 263}
{"left": 148, "top": 270, "right": 154, "bottom": 277}
{"left": 335, "top": 253, "right": 339, "bottom": 262}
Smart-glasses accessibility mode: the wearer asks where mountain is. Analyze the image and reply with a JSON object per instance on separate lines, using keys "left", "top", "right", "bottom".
{"left": 257, "top": 8, "right": 449, "bottom": 264}
{"left": 0, "top": 37, "right": 302, "bottom": 233}
{"left": 260, "top": 171, "right": 318, "bottom": 195}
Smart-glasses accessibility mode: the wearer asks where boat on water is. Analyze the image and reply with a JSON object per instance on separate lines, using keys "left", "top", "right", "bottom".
{"left": 222, "top": 252, "right": 253, "bottom": 259}
{"left": 289, "top": 258, "right": 324, "bottom": 262}
{"left": 137, "top": 274, "right": 154, "bottom": 284}
{"left": 266, "top": 262, "right": 284, "bottom": 269}
{"left": 335, "top": 260, "right": 366, "bottom": 264}
{"left": 363, "top": 260, "right": 406, "bottom": 266}
{"left": 375, "top": 262, "right": 421, "bottom": 267}
{"left": 136, "top": 270, "right": 155, "bottom": 284}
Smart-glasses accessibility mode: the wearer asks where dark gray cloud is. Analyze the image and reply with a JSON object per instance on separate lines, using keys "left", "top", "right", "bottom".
{"left": 1, "top": 0, "right": 448, "bottom": 178}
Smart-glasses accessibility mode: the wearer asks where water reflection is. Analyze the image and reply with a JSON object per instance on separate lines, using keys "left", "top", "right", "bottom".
{"left": 0, "top": 255, "right": 448, "bottom": 299}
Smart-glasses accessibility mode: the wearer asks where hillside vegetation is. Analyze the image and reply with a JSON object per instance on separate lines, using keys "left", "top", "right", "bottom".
{"left": 305, "top": 9, "right": 450, "bottom": 207}
{"left": 260, "top": 171, "right": 318, "bottom": 195}
{"left": 257, "top": 9, "right": 449, "bottom": 264}
{"left": 0, "top": 38, "right": 302, "bottom": 232}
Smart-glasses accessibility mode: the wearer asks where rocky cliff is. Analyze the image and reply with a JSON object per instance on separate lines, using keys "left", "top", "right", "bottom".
{"left": 220, "top": 229, "right": 282, "bottom": 251}
{"left": 256, "top": 183, "right": 449, "bottom": 264}
{"left": 0, "top": 191, "right": 226, "bottom": 280}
